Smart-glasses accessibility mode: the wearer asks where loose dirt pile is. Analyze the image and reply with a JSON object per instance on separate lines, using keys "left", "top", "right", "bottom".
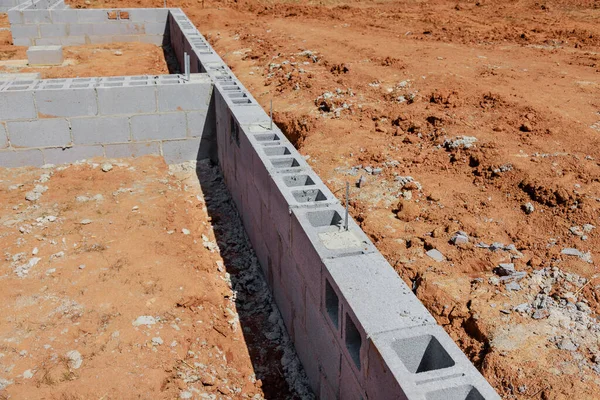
{"left": 0, "top": 156, "right": 311, "bottom": 399}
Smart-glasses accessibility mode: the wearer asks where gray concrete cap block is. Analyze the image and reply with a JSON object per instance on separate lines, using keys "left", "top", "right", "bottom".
{"left": 7, "top": 118, "right": 70, "bottom": 148}
{"left": 131, "top": 113, "right": 187, "bottom": 141}
{"left": 104, "top": 141, "right": 160, "bottom": 159}
{"left": 35, "top": 88, "right": 97, "bottom": 117}
{"left": 324, "top": 252, "right": 436, "bottom": 337}
{"left": 418, "top": 370, "right": 501, "bottom": 400}
{"left": 97, "top": 85, "right": 156, "bottom": 115}
{"left": 368, "top": 325, "right": 501, "bottom": 399}
{"left": 157, "top": 79, "right": 212, "bottom": 112}
{"left": 71, "top": 116, "right": 130, "bottom": 145}
{"left": 27, "top": 45, "right": 64, "bottom": 66}
{"left": 269, "top": 169, "right": 339, "bottom": 220}
{"left": 42, "top": 145, "right": 104, "bottom": 165}
{"left": 291, "top": 204, "right": 375, "bottom": 262}
{"left": 0, "top": 148, "right": 44, "bottom": 167}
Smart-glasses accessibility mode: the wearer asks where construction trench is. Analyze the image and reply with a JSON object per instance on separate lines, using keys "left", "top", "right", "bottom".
{"left": 0, "top": 1, "right": 500, "bottom": 399}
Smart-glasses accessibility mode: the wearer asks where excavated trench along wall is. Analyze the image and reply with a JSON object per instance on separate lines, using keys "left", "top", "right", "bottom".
{"left": 0, "top": 5, "right": 500, "bottom": 399}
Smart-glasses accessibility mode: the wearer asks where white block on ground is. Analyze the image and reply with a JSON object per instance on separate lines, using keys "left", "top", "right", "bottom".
{"left": 27, "top": 45, "right": 64, "bottom": 66}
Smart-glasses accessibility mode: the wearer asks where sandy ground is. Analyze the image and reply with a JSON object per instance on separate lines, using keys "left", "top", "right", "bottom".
{"left": 0, "top": 15, "right": 169, "bottom": 78}
{"left": 0, "top": 156, "right": 312, "bottom": 399}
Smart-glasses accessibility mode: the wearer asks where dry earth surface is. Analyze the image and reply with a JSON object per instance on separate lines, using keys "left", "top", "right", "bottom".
{"left": 0, "top": 14, "right": 169, "bottom": 78}
{"left": 0, "top": 156, "right": 312, "bottom": 399}
{"left": 3, "top": 0, "right": 600, "bottom": 398}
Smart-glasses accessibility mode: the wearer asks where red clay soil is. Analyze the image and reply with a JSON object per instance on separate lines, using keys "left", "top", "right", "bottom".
{"left": 0, "top": 15, "right": 168, "bottom": 78}
{"left": 0, "top": 157, "right": 290, "bottom": 399}
{"left": 5, "top": 0, "right": 600, "bottom": 398}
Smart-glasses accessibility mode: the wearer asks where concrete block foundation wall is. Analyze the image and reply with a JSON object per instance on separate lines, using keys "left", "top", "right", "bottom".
{"left": 0, "top": 4, "right": 501, "bottom": 399}
{"left": 0, "top": 74, "right": 214, "bottom": 167}
{"left": 7, "top": 5, "right": 168, "bottom": 46}
{"left": 0, "top": 0, "right": 22, "bottom": 12}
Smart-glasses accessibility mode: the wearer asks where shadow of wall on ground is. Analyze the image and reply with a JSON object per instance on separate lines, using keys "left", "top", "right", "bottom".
{"left": 194, "top": 155, "right": 313, "bottom": 400}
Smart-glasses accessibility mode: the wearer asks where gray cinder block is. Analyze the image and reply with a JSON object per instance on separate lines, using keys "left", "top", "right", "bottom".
{"left": 42, "top": 144, "right": 103, "bottom": 165}
{"left": 161, "top": 138, "right": 204, "bottom": 163}
{"left": 66, "top": 23, "right": 94, "bottom": 36}
{"left": 319, "top": 374, "right": 338, "bottom": 400}
{"left": 137, "top": 35, "right": 164, "bottom": 46}
{"left": 185, "top": 111, "right": 208, "bottom": 138}
{"left": 323, "top": 252, "right": 436, "bottom": 338}
{"left": 292, "top": 318, "right": 321, "bottom": 395}
{"left": 127, "top": 8, "right": 169, "bottom": 23}
{"left": 289, "top": 205, "right": 376, "bottom": 301}
{"left": 34, "top": 87, "right": 97, "bottom": 117}
{"left": 104, "top": 141, "right": 160, "bottom": 159}
{"left": 22, "top": 9, "right": 51, "bottom": 23}
{"left": 71, "top": 116, "right": 130, "bottom": 145}
{"left": 96, "top": 85, "right": 156, "bottom": 115}
{"left": 39, "top": 23, "right": 67, "bottom": 38}
{"left": 0, "top": 148, "right": 44, "bottom": 167}
{"left": 7, "top": 118, "right": 70, "bottom": 148}
{"left": 418, "top": 370, "right": 501, "bottom": 400}
{"left": 131, "top": 113, "right": 186, "bottom": 141}
{"left": 305, "top": 295, "right": 341, "bottom": 392}
{"left": 7, "top": 9, "right": 24, "bottom": 24}
{"left": 10, "top": 24, "right": 39, "bottom": 41}
{"left": 0, "top": 91, "right": 36, "bottom": 120}
{"left": 59, "top": 36, "right": 86, "bottom": 46}
{"left": 49, "top": 9, "right": 78, "bottom": 23}
{"left": 90, "top": 22, "right": 122, "bottom": 36}
{"left": 340, "top": 355, "right": 366, "bottom": 400}
{"left": 157, "top": 79, "right": 212, "bottom": 112}
{"left": 27, "top": 45, "right": 64, "bottom": 66}
{"left": 12, "top": 37, "right": 33, "bottom": 46}
{"left": 0, "top": 122, "right": 8, "bottom": 149}
{"left": 144, "top": 22, "right": 167, "bottom": 36}
{"left": 76, "top": 9, "right": 109, "bottom": 23}
{"left": 366, "top": 324, "right": 501, "bottom": 400}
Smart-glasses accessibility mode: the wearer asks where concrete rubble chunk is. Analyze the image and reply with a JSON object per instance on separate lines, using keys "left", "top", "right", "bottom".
{"left": 561, "top": 248, "right": 593, "bottom": 263}
{"left": 450, "top": 231, "right": 469, "bottom": 245}
{"left": 426, "top": 248, "right": 445, "bottom": 262}
{"left": 494, "top": 263, "right": 515, "bottom": 276}
{"left": 133, "top": 316, "right": 157, "bottom": 327}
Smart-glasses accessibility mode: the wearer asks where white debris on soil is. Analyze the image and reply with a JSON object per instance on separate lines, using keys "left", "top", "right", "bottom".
{"left": 196, "top": 160, "right": 314, "bottom": 399}
{"left": 66, "top": 350, "right": 83, "bottom": 369}
{"left": 132, "top": 316, "right": 157, "bottom": 327}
